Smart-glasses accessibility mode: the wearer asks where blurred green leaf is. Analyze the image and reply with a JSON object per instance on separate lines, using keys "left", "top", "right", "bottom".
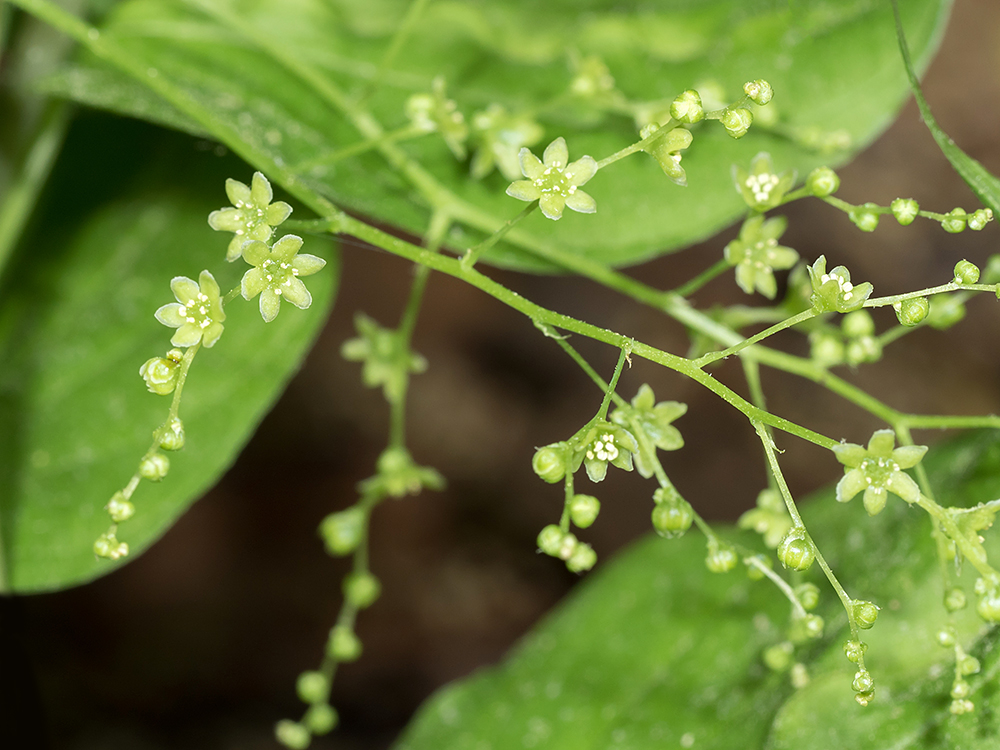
{"left": 38, "top": 0, "right": 951, "bottom": 270}
{"left": 397, "top": 431, "right": 1000, "bottom": 749}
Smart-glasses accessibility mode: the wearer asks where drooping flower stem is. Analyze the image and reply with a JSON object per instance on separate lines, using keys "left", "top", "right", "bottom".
{"left": 461, "top": 201, "right": 537, "bottom": 270}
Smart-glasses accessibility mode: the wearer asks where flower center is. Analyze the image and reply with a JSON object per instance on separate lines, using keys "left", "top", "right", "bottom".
{"left": 586, "top": 433, "right": 619, "bottom": 462}
{"left": 819, "top": 272, "right": 855, "bottom": 301}
{"left": 183, "top": 292, "right": 214, "bottom": 330}
{"left": 535, "top": 167, "right": 574, "bottom": 197}
{"left": 262, "top": 258, "right": 298, "bottom": 294}
{"left": 745, "top": 173, "right": 779, "bottom": 203}
{"left": 861, "top": 456, "right": 899, "bottom": 487}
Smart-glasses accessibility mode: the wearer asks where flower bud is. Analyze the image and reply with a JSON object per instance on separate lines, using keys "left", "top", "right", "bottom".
{"left": 894, "top": 297, "right": 929, "bottom": 327}
{"left": 105, "top": 492, "right": 135, "bottom": 523}
{"left": 743, "top": 79, "right": 773, "bottom": 106}
{"left": 327, "top": 626, "right": 362, "bottom": 662}
{"left": 651, "top": 498, "right": 694, "bottom": 539}
{"left": 158, "top": 418, "right": 185, "bottom": 451}
{"left": 942, "top": 208, "right": 967, "bottom": 233}
{"left": 809, "top": 332, "right": 844, "bottom": 367}
{"left": 777, "top": 528, "right": 814, "bottom": 572}
{"left": 944, "top": 586, "right": 967, "bottom": 612}
{"left": 954, "top": 259, "right": 980, "bottom": 285}
{"left": 806, "top": 166, "right": 840, "bottom": 197}
{"left": 670, "top": 89, "right": 704, "bottom": 123}
{"left": 950, "top": 698, "right": 975, "bottom": 715}
{"left": 960, "top": 655, "right": 981, "bottom": 676}
{"left": 532, "top": 443, "right": 568, "bottom": 484}
{"left": 891, "top": 198, "right": 919, "bottom": 225}
{"left": 849, "top": 203, "right": 880, "bottom": 232}
{"left": 566, "top": 542, "right": 597, "bottom": 573}
{"left": 763, "top": 641, "right": 794, "bottom": 671}
{"left": 845, "top": 336, "right": 882, "bottom": 366}
{"left": 937, "top": 628, "right": 956, "bottom": 647}
{"left": 274, "top": 720, "right": 311, "bottom": 750}
{"left": 319, "top": 507, "right": 366, "bottom": 556}
{"left": 705, "top": 540, "right": 738, "bottom": 573}
{"left": 842, "top": 310, "right": 875, "bottom": 338}
{"left": 852, "top": 669, "right": 874, "bottom": 694}
{"left": 139, "top": 452, "right": 170, "bottom": 481}
{"left": 569, "top": 494, "right": 601, "bottom": 529}
{"left": 927, "top": 295, "right": 965, "bottom": 330}
{"left": 790, "top": 663, "right": 810, "bottom": 689}
{"left": 93, "top": 531, "right": 128, "bottom": 560}
{"left": 853, "top": 600, "right": 879, "bottom": 629}
{"left": 968, "top": 208, "right": 993, "bottom": 231}
{"left": 951, "top": 680, "right": 971, "bottom": 699}
{"left": 296, "top": 671, "right": 329, "bottom": 704}
{"left": 844, "top": 639, "right": 867, "bottom": 663}
{"left": 721, "top": 107, "right": 753, "bottom": 139}
{"left": 139, "top": 352, "right": 182, "bottom": 395}
{"left": 343, "top": 571, "right": 381, "bottom": 609}
{"left": 537, "top": 524, "right": 566, "bottom": 557}
{"left": 795, "top": 583, "right": 820, "bottom": 611}
{"left": 977, "top": 589, "right": 1000, "bottom": 622}
{"left": 304, "top": 703, "right": 338, "bottom": 735}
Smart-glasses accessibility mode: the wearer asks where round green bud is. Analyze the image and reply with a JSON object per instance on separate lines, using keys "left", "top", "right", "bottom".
{"left": 842, "top": 310, "right": 875, "bottom": 338}
{"left": 806, "top": 166, "right": 840, "bottom": 197}
{"left": 327, "top": 626, "right": 362, "bottom": 662}
{"left": 93, "top": 531, "right": 129, "bottom": 560}
{"left": 105, "top": 492, "right": 135, "bottom": 523}
{"left": 705, "top": 542, "right": 738, "bottom": 574}
{"left": 139, "top": 356, "right": 180, "bottom": 395}
{"left": 927, "top": 296, "right": 966, "bottom": 330}
{"left": 304, "top": 703, "right": 338, "bottom": 735}
{"left": 296, "top": 671, "right": 329, "bottom": 704}
{"left": 950, "top": 698, "right": 975, "bottom": 715}
{"left": 721, "top": 107, "right": 753, "bottom": 139}
{"left": 800, "top": 614, "right": 825, "bottom": 640}
{"left": 937, "top": 628, "right": 956, "bottom": 648}
{"left": 849, "top": 204, "right": 880, "bottom": 233}
{"left": 809, "top": 332, "right": 844, "bottom": 368}
{"left": 556, "top": 532, "right": 579, "bottom": 561}
{"left": 777, "top": 529, "right": 814, "bottom": 572}
{"left": 566, "top": 542, "right": 597, "bottom": 573}
{"left": 978, "top": 590, "right": 1000, "bottom": 623}
{"left": 795, "top": 583, "right": 821, "bottom": 611}
{"left": 945, "top": 587, "right": 967, "bottom": 612}
{"left": 319, "top": 507, "right": 366, "bottom": 556}
{"left": 942, "top": 208, "right": 968, "bottom": 234}
{"left": 275, "top": 720, "right": 311, "bottom": 750}
{"left": 569, "top": 494, "right": 601, "bottom": 529}
{"left": 532, "top": 444, "right": 568, "bottom": 484}
{"left": 855, "top": 690, "right": 875, "bottom": 707}
{"left": 960, "top": 655, "right": 981, "bottom": 676}
{"left": 537, "top": 524, "right": 566, "bottom": 557}
{"left": 845, "top": 336, "right": 882, "bottom": 366}
{"left": 651, "top": 500, "right": 694, "bottom": 539}
{"left": 852, "top": 670, "right": 874, "bottom": 694}
{"left": 158, "top": 418, "right": 185, "bottom": 451}
{"left": 745, "top": 554, "right": 771, "bottom": 581}
{"left": 763, "top": 641, "right": 794, "bottom": 672}
{"left": 853, "top": 600, "right": 879, "bottom": 630}
{"left": 790, "top": 663, "right": 810, "bottom": 690}
{"left": 844, "top": 639, "right": 867, "bottom": 664}
{"left": 894, "top": 297, "right": 930, "bottom": 327}
{"left": 954, "top": 259, "right": 981, "bottom": 285}
{"left": 743, "top": 79, "right": 773, "bottom": 106}
{"left": 891, "top": 198, "right": 919, "bottom": 225}
{"left": 968, "top": 208, "right": 994, "bottom": 231}
{"left": 139, "top": 452, "right": 170, "bottom": 481}
{"left": 670, "top": 89, "right": 704, "bottom": 124}
{"left": 343, "top": 571, "right": 381, "bottom": 609}
{"left": 951, "top": 680, "right": 971, "bottom": 700}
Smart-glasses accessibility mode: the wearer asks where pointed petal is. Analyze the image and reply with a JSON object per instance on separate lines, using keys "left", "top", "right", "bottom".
{"left": 259, "top": 288, "right": 281, "bottom": 322}
{"left": 887, "top": 471, "right": 921, "bottom": 503}
{"left": 281, "top": 277, "right": 312, "bottom": 309}
{"left": 208, "top": 207, "right": 244, "bottom": 232}
{"left": 291, "top": 253, "right": 326, "bottom": 277}
{"left": 170, "top": 276, "right": 199, "bottom": 303}
{"left": 734, "top": 263, "right": 756, "bottom": 295}
{"left": 543, "top": 137, "right": 568, "bottom": 167}
{"left": 611, "top": 450, "right": 634, "bottom": 472}
{"left": 272, "top": 234, "right": 303, "bottom": 261}
{"left": 519, "top": 148, "right": 544, "bottom": 179}
{"left": 242, "top": 239, "right": 270, "bottom": 266}
{"left": 225, "top": 178, "right": 251, "bottom": 206}
{"left": 539, "top": 193, "right": 565, "bottom": 220}
{"left": 266, "top": 201, "right": 292, "bottom": 225}
{"left": 755, "top": 268, "right": 778, "bottom": 299}
{"left": 241, "top": 268, "right": 267, "bottom": 300}
{"left": 836, "top": 469, "right": 867, "bottom": 503}
{"left": 198, "top": 270, "right": 220, "bottom": 300}
{"left": 171, "top": 323, "right": 203, "bottom": 348}
{"left": 833, "top": 442, "right": 867, "bottom": 468}
{"left": 739, "top": 214, "right": 764, "bottom": 241}
{"left": 584, "top": 456, "right": 608, "bottom": 483}
{"left": 226, "top": 236, "right": 245, "bottom": 262}
{"left": 863, "top": 486, "right": 888, "bottom": 515}
{"left": 651, "top": 424, "right": 684, "bottom": 452}
{"left": 652, "top": 400, "right": 687, "bottom": 423}
{"left": 768, "top": 246, "right": 799, "bottom": 270}
{"left": 202, "top": 322, "right": 225, "bottom": 348}
{"left": 564, "top": 155, "right": 597, "bottom": 186}
{"left": 760, "top": 215, "right": 788, "bottom": 241}
{"left": 155, "top": 303, "right": 186, "bottom": 328}
{"left": 633, "top": 384, "right": 655, "bottom": 410}
{"left": 250, "top": 172, "right": 273, "bottom": 206}
{"left": 506, "top": 180, "right": 541, "bottom": 202}
{"left": 749, "top": 151, "right": 775, "bottom": 175}
{"left": 564, "top": 189, "right": 596, "bottom": 214}
{"left": 867, "top": 429, "right": 896, "bottom": 456}
{"left": 892, "top": 444, "right": 928, "bottom": 469}
{"left": 248, "top": 223, "right": 273, "bottom": 241}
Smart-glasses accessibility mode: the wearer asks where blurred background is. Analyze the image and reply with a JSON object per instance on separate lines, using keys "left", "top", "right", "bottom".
{"left": 3, "top": 0, "right": 1000, "bottom": 747}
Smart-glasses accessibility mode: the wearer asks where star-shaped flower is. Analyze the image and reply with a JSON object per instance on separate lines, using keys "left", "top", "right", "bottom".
{"left": 469, "top": 104, "right": 544, "bottom": 181}
{"left": 240, "top": 235, "right": 325, "bottom": 323}
{"left": 506, "top": 137, "right": 598, "bottom": 221}
{"left": 833, "top": 429, "right": 927, "bottom": 515}
{"left": 724, "top": 215, "right": 799, "bottom": 299}
{"left": 807, "top": 256, "right": 873, "bottom": 313}
{"left": 405, "top": 77, "right": 469, "bottom": 160}
{"left": 610, "top": 384, "right": 686, "bottom": 479}
{"left": 570, "top": 419, "right": 639, "bottom": 483}
{"left": 733, "top": 152, "right": 796, "bottom": 211}
{"left": 341, "top": 313, "right": 427, "bottom": 404}
{"left": 208, "top": 172, "right": 292, "bottom": 262}
{"left": 358, "top": 447, "right": 445, "bottom": 499}
{"left": 154, "top": 270, "right": 225, "bottom": 348}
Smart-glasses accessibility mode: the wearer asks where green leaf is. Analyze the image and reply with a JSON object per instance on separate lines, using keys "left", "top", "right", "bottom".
{"left": 892, "top": 0, "right": 1000, "bottom": 215}
{"left": 396, "top": 431, "right": 1000, "bottom": 749}
{"left": 34, "top": 0, "right": 950, "bottom": 271}
{"left": 0, "top": 143, "right": 339, "bottom": 593}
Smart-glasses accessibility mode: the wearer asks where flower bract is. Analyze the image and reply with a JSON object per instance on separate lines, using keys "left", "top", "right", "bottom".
{"left": 610, "top": 384, "right": 686, "bottom": 479}
{"left": 154, "top": 270, "right": 225, "bottom": 348}
{"left": 724, "top": 214, "right": 798, "bottom": 299}
{"left": 241, "top": 235, "right": 326, "bottom": 323}
{"left": 807, "top": 256, "right": 873, "bottom": 313}
{"left": 208, "top": 172, "right": 292, "bottom": 262}
{"left": 506, "top": 137, "right": 598, "bottom": 221}
{"left": 833, "top": 429, "right": 927, "bottom": 515}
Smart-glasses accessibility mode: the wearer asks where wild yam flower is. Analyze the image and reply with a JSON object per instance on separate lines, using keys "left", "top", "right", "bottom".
{"left": 208, "top": 172, "right": 292, "bottom": 262}
{"left": 724, "top": 215, "right": 798, "bottom": 299}
{"left": 833, "top": 429, "right": 927, "bottom": 515}
{"left": 241, "top": 235, "right": 326, "bottom": 322}
{"left": 506, "top": 137, "right": 598, "bottom": 221}
{"left": 155, "top": 270, "right": 225, "bottom": 348}
{"left": 808, "top": 256, "right": 873, "bottom": 313}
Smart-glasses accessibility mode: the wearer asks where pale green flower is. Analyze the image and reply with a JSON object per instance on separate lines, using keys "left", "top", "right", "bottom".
{"left": 506, "top": 137, "right": 598, "bottom": 221}
{"left": 470, "top": 104, "right": 544, "bottom": 181}
{"left": 833, "top": 430, "right": 927, "bottom": 515}
{"left": 208, "top": 172, "right": 292, "bottom": 262}
{"left": 154, "top": 270, "right": 225, "bottom": 348}
{"left": 724, "top": 215, "right": 798, "bottom": 299}
{"left": 405, "top": 77, "right": 468, "bottom": 159}
{"left": 240, "top": 235, "right": 325, "bottom": 322}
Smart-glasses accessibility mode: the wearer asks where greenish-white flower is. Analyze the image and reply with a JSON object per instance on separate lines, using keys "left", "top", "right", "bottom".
{"left": 155, "top": 270, "right": 225, "bottom": 348}
{"left": 724, "top": 215, "right": 798, "bottom": 299}
{"left": 470, "top": 104, "right": 544, "bottom": 181}
{"left": 833, "top": 429, "right": 927, "bottom": 515}
{"left": 733, "top": 152, "right": 795, "bottom": 211}
{"left": 240, "top": 235, "right": 325, "bottom": 322}
{"left": 405, "top": 77, "right": 468, "bottom": 159}
{"left": 807, "top": 256, "right": 873, "bottom": 313}
{"left": 208, "top": 172, "right": 292, "bottom": 262}
{"left": 506, "top": 137, "right": 598, "bottom": 221}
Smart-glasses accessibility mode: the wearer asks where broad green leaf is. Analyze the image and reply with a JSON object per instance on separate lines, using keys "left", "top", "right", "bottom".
{"left": 0, "top": 146, "right": 339, "bottom": 593}
{"left": 396, "top": 431, "right": 1000, "bottom": 749}
{"left": 34, "top": 0, "right": 950, "bottom": 271}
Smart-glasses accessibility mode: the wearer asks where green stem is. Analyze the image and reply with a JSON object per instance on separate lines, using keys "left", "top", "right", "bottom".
{"left": 290, "top": 124, "right": 428, "bottom": 172}
{"left": 695, "top": 309, "right": 817, "bottom": 367}
{"left": 672, "top": 258, "right": 730, "bottom": 297}
{"left": 356, "top": 0, "right": 431, "bottom": 104}
{"left": 461, "top": 202, "right": 537, "bottom": 270}
{"left": 596, "top": 346, "right": 630, "bottom": 421}
{"left": 551, "top": 336, "right": 628, "bottom": 409}
{"left": 745, "top": 555, "right": 808, "bottom": 620}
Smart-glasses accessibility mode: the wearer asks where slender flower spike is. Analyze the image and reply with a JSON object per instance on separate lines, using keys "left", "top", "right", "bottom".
{"left": 724, "top": 215, "right": 799, "bottom": 299}
{"left": 609, "top": 384, "right": 686, "bottom": 479}
{"left": 807, "top": 256, "right": 873, "bottom": 313}
{"left": 733, "top": 152, "right": 796, "bottom": 211}
{"left": 506, "top": 137, "right": 598, "bottom": 221}
{"left": 571, "top": 419, "right": 639, "bottom": 483}
{"left": 833, "top": 429, "right": 928, "bottom": 515}
{"left": 241, "top": 235, "right": 326, "bottom": 323}
{"left": 155, "top": 271, "right": 225, "bottom": 348}
{"left": 208, "top": 172, "right": 292, "bottom": 262}
{"left": 470, "top": 104, "right": 544, "bottom": 180}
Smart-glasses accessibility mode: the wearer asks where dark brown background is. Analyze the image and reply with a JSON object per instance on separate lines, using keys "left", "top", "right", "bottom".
{"left": 5, "top": 0, "right": 1000, "bottom": 746}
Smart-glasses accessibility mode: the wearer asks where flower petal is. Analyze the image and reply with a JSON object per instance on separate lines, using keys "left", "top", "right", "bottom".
{"left": 836, "top": 469, "right": 867, "bottom": 503}
{"left": 755, "top": 268, "right": 777, "bottom": 299}
{"left": 225, "top": 178, "right": 251, "bottom": 206}
{"left": 281, "top": 277, "right": 312, "bottom": 309}
{"left": 505, "top": 180, "right": 541, "bottom": 202}
{"left": 155, "top": 303, "right": 186, "bottom": 328}
{"left": 583, "top": 456, "right": 608, "bottom": 483}
{"left": 863, "top": 485, "right": 888, "bottom": 515}
{"left": 543, "top": 137, "right": 568, "bottom": 167}
{"left": 259, "top": 288, "right": 281, "bottom": 322}
{"left": 250, "top": 171, "right": 273, "bottom": 206}
{"left": 887, "top": 471, "right": 921, "bottom": 503}
{"left": 565, "top": 155, "right": 598, "bottom": 186}
{"left": 242, "top": 268, "right": 267, "bottom": 300}
{"left": 564, "top": 189, "right": 597, "bottom": 214}
{"left": 833, "top": 442, "right": 867, "bottom": 468}
{"left": 519, "top": 148, "right": 544, "bottom": 180}
{"left": 291, "top": 253, "right": 326, "bottom": 277}
{"left": 171, "top": 323, "right": 203, "bottom": 348}
{"left": 867, "top": 429, "right": 896, "bottom": 457}
{"left": 169, "top": 276, "right": 199, "bottom": 303}
{"left": 266, "top": 201, "right": 292, "bottom": 225}
{"left": 198, "top": 270, "right": 220, "bottom": 300}
{"left": 226, "top": 236, "right": 245, "bottom": 262}
{"left": 272, "top": 234, "right": 303, "bottom": 261}
{"left": 202, "top": 321, "right": 225, "bottom": 348}
{"left": 734, "top": 263, "right": 756, "bottom": 295}
{"left": 538, "top": 193, "right": 565, "bottom": 220}
{"left": 768, "top": 246, "right": 799, "bottom": 270}
{"left": 242, "top": 239, "right": 270, "bottom": 267}
{"left": 208, "top": 207, "right": 243, "bottom": 232}
{"left": 892, "top": 444, "right": 928, "bottom": 470}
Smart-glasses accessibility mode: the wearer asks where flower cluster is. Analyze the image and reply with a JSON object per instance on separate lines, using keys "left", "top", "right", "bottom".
{"left": 208, "top": 172, "right": 292, "bottom": 262}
